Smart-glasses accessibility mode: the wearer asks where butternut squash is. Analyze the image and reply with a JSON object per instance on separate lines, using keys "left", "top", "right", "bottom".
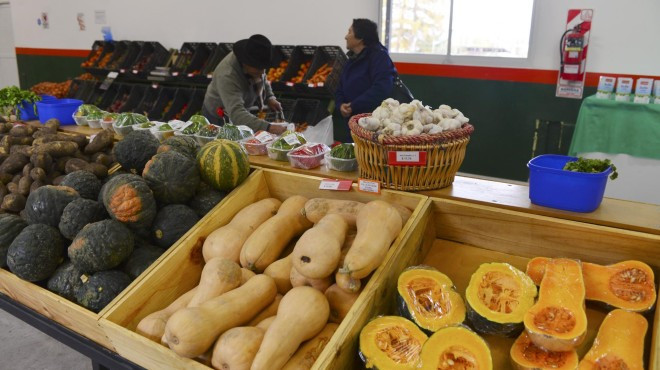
{"left": 251, "top": 286, "right": 330, "bottom": 370}
{"left": 325, "top": 283, "right": 361, "bottom": 323}
{"left": 290, "top": 266, "right": 332, "bottom": 292}
{"left": 291, "top": 214, "right": 347, "bottom": 279}
{"left": 526, "top": 257, "right": 656, "bottom": 312}
{"left": 241, "top": 268, "right": 256, "bottom": 284}
{"left": 335, "top": 270, "right": 361, "bottom": 293}
{"left": 256, "top": 316, "right": 276, "bottom": 330}
{"left": 523, "top": 258, "right": 587, "bottom": 352}
{"left": 241, "top": 196, "right": 313, "bottom": 272}
{"left": 188, "top": 258, "right": 242, "bottom": 307}
{"left": 340, "top": 200, "right": 402, "bottom": 280}
{"left": 263, "top": 254, "right": 293, "bottom": 294}
{"left": 248, "top": 294, "right": 283, "bottom": 326}
{"left": 578, "top": 309, "right": 647, "bottom": 370}
{"left": 136, "top": 287, "right": 198, "bottom": 342}
{"left": 302, "top": 198, "right": 412, "bottom": 226}
{"left": 164, "top": 274, "right": 277, "bottom": 358}
{"left": 212, "top": 326, "right": 265, "bottom": 370}
{"left": 202, "top": 198, "right": 281, "bottom": 263}
{"left": 281, "top": 323, "right": 339, "bottom": 370}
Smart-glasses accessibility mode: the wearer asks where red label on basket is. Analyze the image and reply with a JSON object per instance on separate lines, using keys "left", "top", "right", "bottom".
{"left": 358, "top": 178, "right": 381, "bottom": 194}
{"left": 319, "top": 179, "right": 352, "bottom": 191}
{"left": 388, "top": 151, "right": 427, "bottom": 166}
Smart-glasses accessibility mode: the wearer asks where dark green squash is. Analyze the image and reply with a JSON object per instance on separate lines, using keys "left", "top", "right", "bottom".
{"left": 0, "top": 214, "right": 28, "bottom": 267}
{"left": 68, "top": 219, "right": 134, "bottom": 273}
{"left": 123, "top": 244, "right": 164, "bottom": 279}
{"left": 112, "top": 130, "right": 159, "bottom": 174}
{"left": 75, "top": 270, "right": 131, "bottom": 313}
{"left": 142, "top": 150, "right": 200, "bottom": 204}
{"left": 188, "top": 186, "right": 227, "bottom": 217}
{"left": 58, "top": 198, "right": 107, "bottom": 239}
{"left": 157, "top": 136, "right": 200, "bottom": 158}
{"left": 60, "top": 170, "right": 102, "bottom": 200}
{"left": 6, "top": 224, "right": 65, "bottom": 281}
{"left": 24, "top": 185, "right": 80, "bottom": 227}
{"left": 101, "top": 174, "right": 157, "bottom": 231}
{"left": 46, "top": 261, "right": 85, "bottom": 301}
{"left": 151, "top": 204, "right": 200, "bottom": 248}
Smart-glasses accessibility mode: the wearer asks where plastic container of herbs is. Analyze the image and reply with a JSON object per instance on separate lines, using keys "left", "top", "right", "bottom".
{"left": 194, "top": 124, "right": 221, "bottom": 146}
{"left": 325, "top": 143, "right": 357, "bottom": 172}
{"left": 266, "top": 130, "right": 306, "bottom": 161}
{"left": 152, "top": 122, "right": 175, "bottom": 142}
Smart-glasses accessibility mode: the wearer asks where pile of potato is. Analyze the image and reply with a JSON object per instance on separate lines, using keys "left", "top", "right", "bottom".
{"left": 0, "top": 119, "right": 116, "bottom": 215}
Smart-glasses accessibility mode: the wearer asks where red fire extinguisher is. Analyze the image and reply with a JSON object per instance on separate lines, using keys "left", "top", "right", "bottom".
{"left": 560, "top": 22, "right": 590, "bottom": 81}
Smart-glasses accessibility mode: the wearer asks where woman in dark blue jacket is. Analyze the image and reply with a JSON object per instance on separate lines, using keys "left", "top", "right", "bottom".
{"left": 334, "top": 19, "right": 396, "bottom": 142}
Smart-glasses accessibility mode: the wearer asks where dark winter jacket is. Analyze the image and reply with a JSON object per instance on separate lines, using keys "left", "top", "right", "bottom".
{"left": 334, "top": 43, "right": 396, "bottom": 115}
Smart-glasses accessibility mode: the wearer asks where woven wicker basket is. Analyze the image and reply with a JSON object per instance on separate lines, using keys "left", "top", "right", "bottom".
{"left": 349, "top": 113, "right": 474, "bottom": 191}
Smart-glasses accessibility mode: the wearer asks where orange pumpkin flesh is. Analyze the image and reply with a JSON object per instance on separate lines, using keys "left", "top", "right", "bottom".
{"left": 510, "top": 330, "right": 578, "bottom": 370}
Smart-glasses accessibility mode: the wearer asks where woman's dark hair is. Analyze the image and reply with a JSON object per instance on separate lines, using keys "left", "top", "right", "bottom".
{"left": 352, "top": 19, "right": 379, "bottom": 46}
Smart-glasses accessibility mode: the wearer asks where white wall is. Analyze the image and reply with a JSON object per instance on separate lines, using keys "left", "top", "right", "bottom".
{"left": 0, "top": 3, "right": 19, "bottom": 87}
{"left": 9, "top": 0, "right": 660, "bottom": 76}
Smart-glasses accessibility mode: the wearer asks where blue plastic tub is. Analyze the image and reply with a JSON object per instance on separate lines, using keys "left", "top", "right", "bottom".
{"left": 36, "top": 99, "right": 83, "bottom": 125}
{"left": 17, "top": 101, "right": 39, "bottom": 120}
{"left": 527, "top": 154, "right": 612, "bottom": 213}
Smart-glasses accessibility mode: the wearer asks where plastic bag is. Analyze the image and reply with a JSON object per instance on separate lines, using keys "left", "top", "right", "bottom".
{"left": 300, "top": 115, "right": 333, "bottom": 145}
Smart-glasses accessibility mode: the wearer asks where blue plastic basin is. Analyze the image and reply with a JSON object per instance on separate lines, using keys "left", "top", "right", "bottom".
{"left": 527, "top": 154, "right": 612, "bottom": 213}
{"left": 36, "top": 99, "right": 83, "bottom": 125}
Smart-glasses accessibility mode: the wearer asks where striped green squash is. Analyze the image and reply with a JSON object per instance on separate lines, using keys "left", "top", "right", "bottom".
{"left": 197, "top": 139, "right": 250, "bottom": 192}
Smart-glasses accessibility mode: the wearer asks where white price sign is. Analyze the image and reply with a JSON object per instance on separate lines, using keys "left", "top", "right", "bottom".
{"left": 254, "top": 131, "right": 274, "bottom": 143}
{"left": 283, "top": 134, "right": 300, "bottom": 146}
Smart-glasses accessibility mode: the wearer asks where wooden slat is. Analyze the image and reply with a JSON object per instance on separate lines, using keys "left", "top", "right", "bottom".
{"left": 653, "top": 295, "right": 660, "bottom": 370}
{"left": 0, "top": 269, "right": 114, "bottom": 349}
{"left": 314, "top": 199, "right": 432, "bottom": 370}
{"left": 431, "top": 198, "right": 660, "bottom": 269}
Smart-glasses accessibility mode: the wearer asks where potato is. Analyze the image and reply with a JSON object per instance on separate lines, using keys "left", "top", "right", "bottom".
{"left": 0, "top": 153, "right": 30, "bottom": 174}
{"left": 0, "top": 173, "right": 11, "bottom": 185}
{"left": 17, "top": 176, "right": 32, "bottom": 196}
{"left": 73, "top": 150, "right": 91, "bottom": 162}
{"left": 0, "top": 135, "right": 10, "bottom": 150}
{"left": 52, "top": 175, "right": 65, "bottom": 186}
{"left": 44, "top": 118, "right": 60, "bottom": 131}
{"left": 30, "top": 179, "right": 45, "bottom": 193}
{"left": 0, "top": 124, "right": 8, "bottom": 134}
{"left": 9, "top": 136, "right": 34, "bottom": 146}
{"left": 9, "top": 125, "right": 30, "bottom": 137}
{"left": 30, "top": 152, "right": 53, "bottom": 170}
{"left": 12, "top": 173, "right": 21, "bottom": 184}
{"left": 0, "top": 182, "right": 6, "bottom": 198}
{"left": 92, "top": 152, "right": 113, "bottom": 167}
{"left": 85, "top": 163, "right": 108, "bottom": 178}
{"left": 10, "top": 145, "right": 32, "bottom": 156}
{"left": 30, "top": 167, "right": 46, "bottom": 182}
{"left": 22, "top": 163, "right": 33, "bottom": 178}
{"left": 7, "top": 182, "right": 19, "bottom": 194}
{"left": 1, "top": 193, "right": 26, "bottom": 213}
{"left": 0, "top": 153, "right": 7, "bottom": 165}
{"left": 65, "top": 158, "right": 89, "bottom": 174}
{"left": 56, "top": 156, "right": 72, "bottom": 172}
{"left": 33, "top": 128, "right": 57, "bottom": 138}
{"left": 84, "top": 130, "right": 113, "bottom": 154}
{"left": 33, "top": 141, "right": 78, "bottom": 157}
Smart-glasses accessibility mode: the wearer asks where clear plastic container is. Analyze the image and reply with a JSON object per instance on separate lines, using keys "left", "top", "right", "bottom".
{"left": 325, "top": 153, "right": 358, "bottom": 172}
{"left": 242, "top": 139, "right": 273, "bottom": 156}
{"left": 87, "top": 118, "right": 102, "bottom": 129}
{"left": 287, "top": 144, "right": 330, "bottom": 169}
{"left": 73, "top": 114, "right": 88, "bottom": 126}
{"left": 153, "top": 129, "right": 175, "bottom": 142}
{"left": 100, "top": 119, "right": 115, "bottom": 131}
{"left": 195, "top": 135, "right": 217, "bottom": 146}
{"left": 112, "top": 121, "right": 135, "bottom": 136}
{"left": 266, "top": 142, "right": 292, "bottom": 161}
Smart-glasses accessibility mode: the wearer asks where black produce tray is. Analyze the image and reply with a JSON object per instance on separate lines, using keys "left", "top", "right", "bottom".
{"left": 133, "top": 85, "right": 163, "bottom": 116}
{"left": 300, "top": 45, "right": 347, "bottom": 96}
{"left": 291, "top": 98, "right": 325, "bottom": 126}
{"left": 273, "top": 45, "right": 316, "bottom": 93}
{"left": 105, "top": 84, "right": 133, "bottom": 113}
{"left": 180, "top": 88, "right": 206, "bottom": 121}
{"left": 147, "top": 87, "right": 177, "bottom": 120}
{"left": 118, "top": 84, "right": 148, "bottom": 113}
{"left": 182, "top": 42, "right": 218, "bottom": 81}
{"left": 162, "top": 88, "right": 194, "bottom": 121}
{"left": 128, "top": 42, "right": 169, "bottom": 78}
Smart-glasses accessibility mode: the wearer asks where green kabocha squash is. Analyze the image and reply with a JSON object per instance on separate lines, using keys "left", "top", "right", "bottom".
{"left": 101, "top": 174, "right": 157, "bottom": 231}
{"left": 465, "top": 263, "right": 537, "bottom": 337}
{"left": 419, "top": 326, "right": 492, "bottom": 370}
{"left": 58, "top": 198, "right": 107, "bottom": 240}
{"left": 151, "top": 204, "right": 200, "bottom": 248}
{"left": 46, "top": 261, "right": 85, "bottom": 301}
{"left": 113, "top": 130, "right": 159, "bottom": 174}
{"left": 75, "top": 270, "right": 131, "bottom": 313}
{"left": 6, "top": 224, "right": 65, "bottom": 281}
{"left": 157, "top": 136, "right": 200, "bottom": 158}
{"left": 188, "top": 186, "right": 226, "bottom": 217}
{"left": 397, "top": 266, "right": 466, "bottom": 333}
{"left": 0, "top": 214, "right": 27, "bottom": 267}
{"left": 142, "top": 150, "right": 200, "bottom": 204}
{"left": 196, "top": 139, "right": 250, "bottom": 192}
{"left": 123, "top": 244, "right": 164, "bottom": 279}
{"left": 24, "top": 185, "right": 80, "bottom": 227}
{"left": 359, "top": 316, "right": 428, "bottom": 370}
{"left": 68, "top": 219, "right": 134, "bottom": 273}
{"left": 60, "top": 170, "right": 102, "bottom": 200}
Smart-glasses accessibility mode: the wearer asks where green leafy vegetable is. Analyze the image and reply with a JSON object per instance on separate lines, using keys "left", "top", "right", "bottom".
{"left": 330, "top": 143, "right": 355, "bottom": 159}
{"left": 0, "top": 86, "right": 42, "bottom": 120}
{"left": 271, "top": 130, "right": 306, "bottom": 150}
{"left": 158, "top": 123, "right": 173, "bottom": 131}
{"left": 563, "top": 157, "right": 618, "bottom": 180}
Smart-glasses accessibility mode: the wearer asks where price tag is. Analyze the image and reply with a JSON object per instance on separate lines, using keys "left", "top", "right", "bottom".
{"left": 254, "top": 131, "right": 274, "bottom": 143}
{"left": 319, "top": 179, "right": 352, "bottom": 191}
{"left": 283, "top": 133, "right": 300, "bottom": 146}
{"left": 358, "top": 178, "right": 380, "bottom": 194}
{"left": 286, "top": 82, "right": 294, "bottom": 87}
{"left": 119, "top": 69, "right": 125, "bottom": 73}
{"left": 308, "top": 83, "right": 315, "bottom": 88}
{"left": 207, "top": 73, "right": 213, "bottom": 79}
{"left": 99, "top": 71, "right": 119, "bottom": 90}
{"left": 172, "top": 72, "right": 179, "bottom": 77}
{"left": 132, "top": 69, "right": 139, "bottom": 74}
{"left": 151, "top": 83, "right": 159, "bottom": 89}
{"left": 237, "top": 125, "right": 252, "bottom": 132}
{"left": 187, "top": 73, "right": 194, "bottom": 77}
{"left": 388, "top": 151, "right": 427, "bottom": 166}
{"left": 317, "top": 82, "right": 324, "bottom": 87}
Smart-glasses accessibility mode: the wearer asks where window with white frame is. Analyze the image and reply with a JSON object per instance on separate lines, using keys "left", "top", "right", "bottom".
{"left": 381, "top": 0, "right": 535, "bottom": 58}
